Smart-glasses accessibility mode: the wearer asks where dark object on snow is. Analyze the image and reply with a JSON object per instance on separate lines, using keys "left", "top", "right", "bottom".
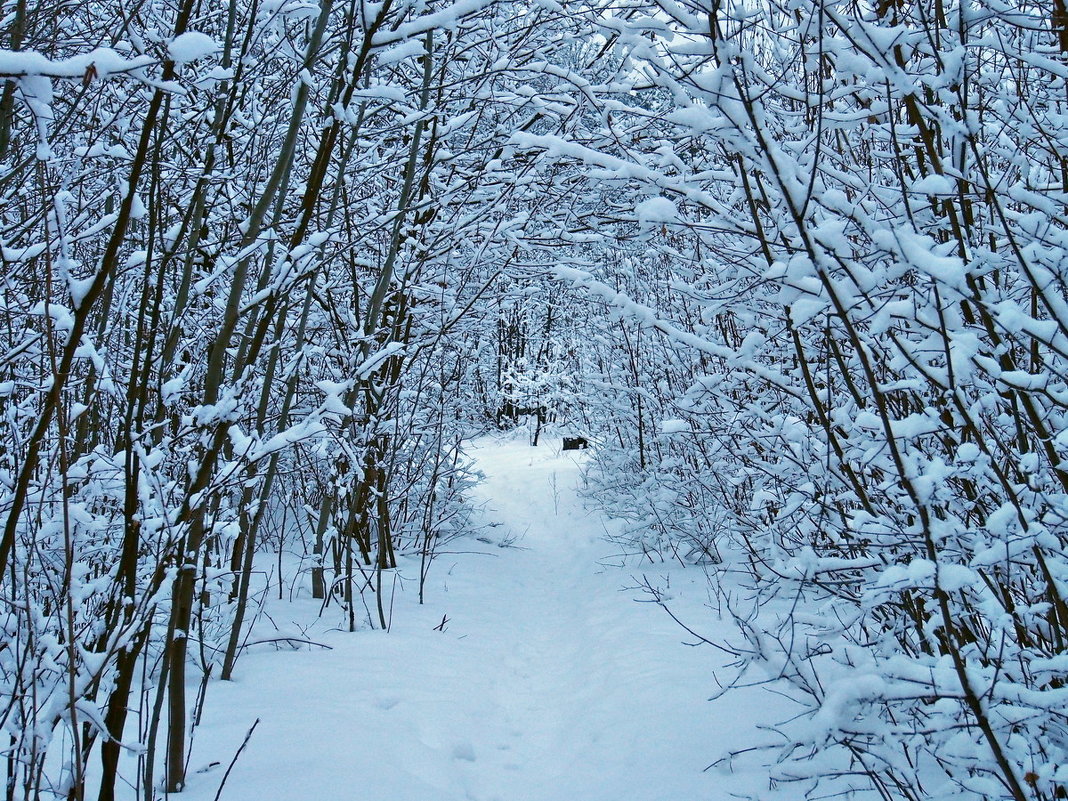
{"left": 562, "top": 437, "right": 589, "bottom": 451}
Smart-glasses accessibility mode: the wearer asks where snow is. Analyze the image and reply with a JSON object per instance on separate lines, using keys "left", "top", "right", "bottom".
{"left": 371, "top": 0, "right": 498, "bottom": 46}
{"left": 660, "top": 418, "right": 689, "bottom": 434}
{"left": 168, "top": 32, "right": 219, "bottom": 63}
{"left": 911, "top": 174, "right": 955, "bottom": 195}
{"left": 634, "top": 196, "right": 678, "bottom": 224}
{"left": 170, "top": 437, "right": 773, "bottom": 801}
{"left": 67, "top": 274, "right": 96, "bottom": 309}
{"left": 377, "top": 38, "right": 426, "bottom": 65}
{"left": 0, "top": 47, "right": 153, "bottom": 78}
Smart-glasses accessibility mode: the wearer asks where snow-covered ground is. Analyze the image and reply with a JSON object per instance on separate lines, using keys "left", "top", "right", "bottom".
{"left": 175, "top": 436, "right": 773, "bottom": 801}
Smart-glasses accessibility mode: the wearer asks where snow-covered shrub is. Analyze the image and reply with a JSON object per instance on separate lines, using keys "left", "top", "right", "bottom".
{"left": 0, "top": 0, "right": 606, "bottom": 795}
{"left": 513, "top": 1, "right": 1068, "bottom": 798}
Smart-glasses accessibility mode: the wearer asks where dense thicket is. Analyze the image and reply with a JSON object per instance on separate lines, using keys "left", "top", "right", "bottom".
{"left": 516, "top": 2, "right": 1068, "bottom": 799}
{"left": 2, "top": 0, "right": 1066, "bottom": 799}
{"left": 0, "top": 0, "right": 590, "bottom": 796}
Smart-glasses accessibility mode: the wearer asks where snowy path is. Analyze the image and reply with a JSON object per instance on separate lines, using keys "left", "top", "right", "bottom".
{"left": 180, "top": 438, "right": 764, "bottom": 801}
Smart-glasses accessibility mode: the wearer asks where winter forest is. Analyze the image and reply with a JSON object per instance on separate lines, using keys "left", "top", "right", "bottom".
{"left": 2, "top": 0, "right": 1067, "bottom": 798}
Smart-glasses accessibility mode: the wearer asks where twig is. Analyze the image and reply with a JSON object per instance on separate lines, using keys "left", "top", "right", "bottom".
{"left": 636, "top": 574, "right": 740, "bottom": 657}
{"left": 213, "top": 718, "right": 260, "bottom": 801}
{"left": 239, "top": 636, "right": 333, "bottom": 650}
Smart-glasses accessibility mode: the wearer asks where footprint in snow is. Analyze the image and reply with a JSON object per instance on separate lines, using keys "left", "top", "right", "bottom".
{"left": 452, "top": 742, "right": 477, "bottom": 762}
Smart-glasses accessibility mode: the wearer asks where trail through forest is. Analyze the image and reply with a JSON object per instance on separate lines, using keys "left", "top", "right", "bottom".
{"left": 5, "top": 5, "right": 1062, "bottom": 798}
{"left": 177, "top": 437, "right": 766, "bottom": 801}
